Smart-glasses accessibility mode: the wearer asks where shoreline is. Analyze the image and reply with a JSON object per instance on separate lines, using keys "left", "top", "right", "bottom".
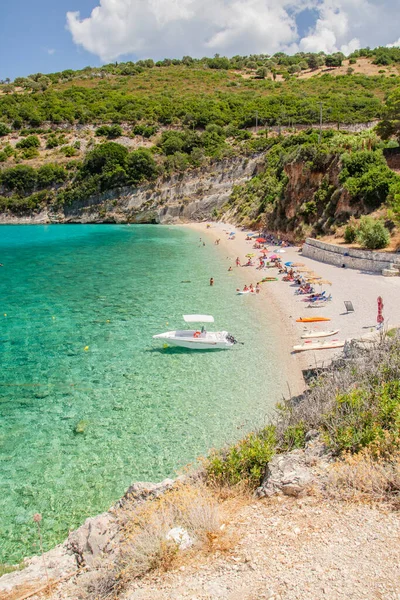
{"left": 183, "top": 220, "right": 400, "bottom": 373}
{"left": 183, "top": 221, "right": 307, "bottom": 394}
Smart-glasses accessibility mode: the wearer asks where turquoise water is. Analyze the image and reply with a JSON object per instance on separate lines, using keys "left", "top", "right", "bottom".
{"left": 0, "top": 225, "right": 283, "bottom": 562}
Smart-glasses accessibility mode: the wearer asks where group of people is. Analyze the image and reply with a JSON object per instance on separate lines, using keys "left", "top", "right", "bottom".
{"left": 237, "top": 283, "right": 261, "bottom": 294}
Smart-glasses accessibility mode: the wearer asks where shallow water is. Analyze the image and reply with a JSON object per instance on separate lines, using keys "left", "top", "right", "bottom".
{"left": 0, "top": 224, "right": 283, "bottom": 562}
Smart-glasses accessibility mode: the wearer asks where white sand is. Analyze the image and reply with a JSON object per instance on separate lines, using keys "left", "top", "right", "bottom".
{"left": 184, "top": 221, "right": 400, "bottom": 374}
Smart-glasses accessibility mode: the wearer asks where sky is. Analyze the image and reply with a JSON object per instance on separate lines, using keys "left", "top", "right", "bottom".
{"left": 1, "top": 0, "right": 400, "bottom": 81}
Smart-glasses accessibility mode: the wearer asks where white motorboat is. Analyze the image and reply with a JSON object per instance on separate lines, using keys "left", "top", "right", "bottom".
{"left": 301, "top": 329, "right": 339, "bottom": 339}
{"left": 153, "top": 315, "right": 238, "bottom": 350}
{"left": 293, "top": 339, "right": 345, "bottom": 352}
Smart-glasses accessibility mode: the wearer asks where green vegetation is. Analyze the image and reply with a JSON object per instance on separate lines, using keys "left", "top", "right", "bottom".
{"left": 15, "top": 135, "right": 40, "bottom": 149}
{"left": 1, "top": 47, "right": 400, "bottom": 131}
{"left": 222, "top": 129, "right": 400, "bottom": 233}
{"left": 324, "top": 381, "right": 400, "bottom": 454}
{"left": 206, "top": 333, "right": 400, "bottom": 489}
{"left": 207, "top": 425, "right": 276, "bottom": 486}
{"left": 356, "top": 216, "right": 391, "bottom": 249}
{"left": 95, "top": 124, "right": 123, "bottom": 139}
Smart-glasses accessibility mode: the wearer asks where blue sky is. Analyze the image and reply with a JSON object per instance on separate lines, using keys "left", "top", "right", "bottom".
{"left": 1, "top": 0, "right": 400, "bottom": 81}
{"left": 0, "top": 0, "right": 100, "bottom": 80}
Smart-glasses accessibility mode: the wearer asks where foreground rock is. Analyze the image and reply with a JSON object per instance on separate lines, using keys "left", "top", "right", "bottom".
{"left": 257, "top": 435, "right": 332, "bottom": 498}
{"left": 0, "top": 478, "right": 178, "bottom": 597}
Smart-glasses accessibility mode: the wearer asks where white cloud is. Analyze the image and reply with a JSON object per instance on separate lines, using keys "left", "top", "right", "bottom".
{"left": 46, "top": 48, "right": 56, "bottom": 55}
{"left": 66, "top": 0, "right": 400, "bottom": 62}
{"left": 387, "top": 39, "right": 400, "bottom": 48}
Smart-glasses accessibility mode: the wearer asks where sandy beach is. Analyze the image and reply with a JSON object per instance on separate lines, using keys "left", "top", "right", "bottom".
{"left": 185, "top": 221, "right": 400, "bottom": 376}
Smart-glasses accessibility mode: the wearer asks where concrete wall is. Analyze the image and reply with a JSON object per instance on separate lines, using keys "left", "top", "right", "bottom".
{"left": 302, "top": 238, "right": 399, "bottom": 273}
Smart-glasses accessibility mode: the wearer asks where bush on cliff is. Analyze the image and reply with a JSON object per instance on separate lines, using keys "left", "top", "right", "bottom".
{"left": 356, "top": 216, "right": 390, "bottom": 249}
{"left": 205, "top": 333, "right": 400, "bottom": 491}
{"left": 206, "top": 425, "right": 276, "bottom": 486}
{"left": 1, "top": 165, "right": 37, "bottom": 193}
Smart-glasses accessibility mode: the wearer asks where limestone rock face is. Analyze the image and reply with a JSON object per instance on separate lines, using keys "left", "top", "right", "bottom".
{"left": 257, "top": 437, "right": 331, "bottom": 498}
{"left": 67, "top": 512, "right": 119, "bottom": 567}
{"left": 0, "top": 478, "right": 180, "bottom": 595}
{"left": 0, "top": 543, "right": 76, "bottom": 594}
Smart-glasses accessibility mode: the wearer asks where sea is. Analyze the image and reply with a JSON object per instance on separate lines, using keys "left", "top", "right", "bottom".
{"left": 0, "top": 224, "right": 285, "bottom": 562}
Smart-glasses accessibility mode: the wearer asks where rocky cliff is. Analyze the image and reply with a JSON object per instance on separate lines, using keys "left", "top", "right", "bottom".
{"left": 0, "top": 154, "right": 264, "bottom": 225}
{"left": 269, "top": 155, "right": 366, "bottom": 236}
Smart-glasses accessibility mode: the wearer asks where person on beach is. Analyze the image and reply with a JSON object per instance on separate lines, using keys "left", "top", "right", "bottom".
{"left": 228, "top": 266, "right": 233, "bottom": 272}
{"left": 210, "top": 277, "right": 214, "bottom": 286}
{"left": 243, "top": 285, "right": 249, "bottom": 292}
{"left": 256, "top": 283, "right": 261, "bottom": 294}
{"left": 236, "top": 257, "right": 241, "bottom": 267}
{"left": 249, "top": 283, "right": 254, "bottom": 293}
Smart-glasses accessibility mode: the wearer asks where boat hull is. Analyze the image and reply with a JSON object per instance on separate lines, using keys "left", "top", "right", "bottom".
{"left": 153, "top": 330, "right": 234, "bottom": 350}
{"left": 293, "top": 340, "right": 345, "bottom": 352}
{"left": 301, "top": 329, "right": 339, "bottom": 339}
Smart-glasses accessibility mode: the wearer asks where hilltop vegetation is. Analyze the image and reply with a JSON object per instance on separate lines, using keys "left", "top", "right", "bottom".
{"left": 0, "top": 46, "right": 400, "bottom": 237}
{"left": 1, "top": 47, "right": 400, "bottom": 130}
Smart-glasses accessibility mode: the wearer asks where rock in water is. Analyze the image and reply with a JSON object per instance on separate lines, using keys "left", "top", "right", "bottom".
{"left": 74, "top": 420, "right": 89, "bottom": 434}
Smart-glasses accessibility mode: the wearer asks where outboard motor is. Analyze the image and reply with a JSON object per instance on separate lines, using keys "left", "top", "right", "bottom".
{"left": 226, "top": 334, "right": 240, "bottom": 345}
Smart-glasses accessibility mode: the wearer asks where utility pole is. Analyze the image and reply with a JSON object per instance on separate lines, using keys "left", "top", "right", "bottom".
{"left": 318, "top": 102, "right": 323, "bottom": 143}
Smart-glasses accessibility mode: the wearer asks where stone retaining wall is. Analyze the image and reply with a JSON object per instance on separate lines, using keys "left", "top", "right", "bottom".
{"left": 302, "top": 238, "right": 399, "bottom": 273}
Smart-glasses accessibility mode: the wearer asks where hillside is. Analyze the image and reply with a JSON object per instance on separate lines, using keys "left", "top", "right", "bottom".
{"left": 1, "top": 47, "right": 400, "bottom": 243}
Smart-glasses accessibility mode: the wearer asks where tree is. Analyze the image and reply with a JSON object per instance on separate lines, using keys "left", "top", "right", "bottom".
{"left": 0, "top": 123, "right": 10, "bottom": 136}
{"left": 255, "top": 67, "right": 268, "bottom": 79}
{"left": 307, "top": 54, "right": 323, "bottom": 70}
{"left": 126, "top": 149, "right": 158, "bottom": 184}
{"left": 1, "top": 165, "right": 37, "bottom": 193}
{"left": 325, "top": 54, "right": 343, "bottom": 67}
{"left": 83, "top": 142, "right": 128, "bottom": 175}
{"left": 37, "top": 164, "right": 67, "bottom": 188}
{"left": 377, "top": 89, "right": 400, "bottom": 142}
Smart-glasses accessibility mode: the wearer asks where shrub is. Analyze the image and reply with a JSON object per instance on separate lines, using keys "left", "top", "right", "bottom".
{"left": 344, "top": 223, "right": 357, "bottom": 243}
{"left": 1, "top": 165, "right": 37, "bottom": 193}
{"left": 37, "top": 163, "right": 67, "bottom": 188}
{"left": 0, "top": 123, "right": 10, "bottom": 136}
{"left": 126, "top": 148, "right": 158, "bottom": 184}
{"left": 15, "top": 135, "right": 40, "bottom": 149}
{"left": 327, "top": 447, "right": 400, "bottom": 506}
{"left": 133, "top": 124, "right": 158, "bottom": 138}
{"left": 46, "top": 134, "right": 59, "bottom": 149}
{"left": 21, "top": 147, "right": 40, "bottom": 160}
{"left": 323, "top": 380, "right": 400, "bottom": 454}
{"left": 95, "top": 124, "right": 123, "bottom": 139}
{"left": 60, "top": 145, "right": 79, "bottom": 157}
{"left": 0, "top": 151, "right": 6, "bottom": 162}
{"left": 83, "top": 142, "right": 128, "bottom": 176}
{"left": 206, "top": 425, "right": 276, "bottom": 486}
{"left": 356, "top": 216, "right": 390, "bottom": 249}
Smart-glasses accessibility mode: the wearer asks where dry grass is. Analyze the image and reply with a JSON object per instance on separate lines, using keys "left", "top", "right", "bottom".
{"left": 83, "top": 481, "right": 242, "bottom": 598}
{"left": 327, "top": 448, "right": 400, "bottom": 507}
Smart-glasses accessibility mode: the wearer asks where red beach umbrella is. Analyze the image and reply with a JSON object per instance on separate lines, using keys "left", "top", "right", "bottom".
{"left": 377, "top": 296, "right": 384, "bottom": 325}
{"left": 256, "top": 237, "right": 267, "bottom": 243}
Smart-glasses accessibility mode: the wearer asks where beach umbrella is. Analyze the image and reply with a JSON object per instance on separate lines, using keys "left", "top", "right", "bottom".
{"left": 269, "top": 254, "right": 278, "bottom": 259}
{"left": 318, "top": 279, "right": 332, "bottom": 286}
{"left": 377, "top": 296, "right": 384, "bottom": 325}
{"left": 245, "top": 253, "right": 255, "bottom": 257}
{"left": 284, "top": 261, "right": 293, "bottom": 266}
{"left": 256, "top": 237, "right": 267, "bottom": 243}
{"left": 229, "top": 231, "right": 236, "bottom": 235}
{"left": 277, "top": 249, "right": 286, "bottom": 253}
{"left": 260, "top": 249, "right": 269, "bottom": 255}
